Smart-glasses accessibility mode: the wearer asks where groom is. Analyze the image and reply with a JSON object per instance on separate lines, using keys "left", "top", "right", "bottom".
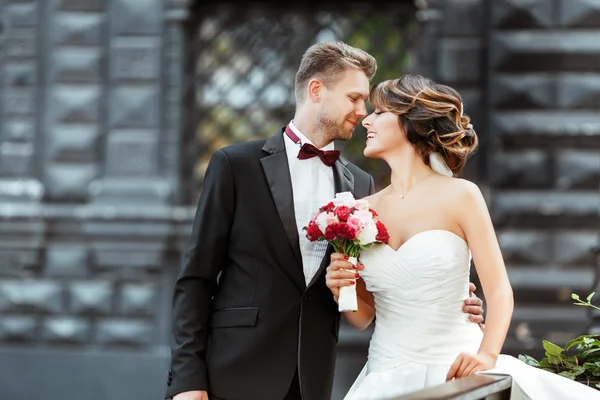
{"left": 166, "top": 41, "right": 484, "bottom": 400}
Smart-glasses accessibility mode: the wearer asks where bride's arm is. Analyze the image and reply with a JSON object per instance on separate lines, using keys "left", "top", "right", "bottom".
{"left": 326, "top": 254, "right": 375, "bottom": 330}
{"left": 447, "top": 180, "right": 514, "bottom": 379}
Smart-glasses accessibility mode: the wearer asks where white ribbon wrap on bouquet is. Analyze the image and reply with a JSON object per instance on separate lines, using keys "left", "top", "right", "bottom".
{"left": 338, "top": 256, "right": 358, "bottom": 312}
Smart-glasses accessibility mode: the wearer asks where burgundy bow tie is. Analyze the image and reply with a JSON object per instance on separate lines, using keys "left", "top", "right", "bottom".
{"left": 285, "top": 125, "right": 340, "bottom": 167}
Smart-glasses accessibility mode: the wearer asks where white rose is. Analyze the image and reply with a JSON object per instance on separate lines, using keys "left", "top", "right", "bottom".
{"left": 357, "top": 220, "right": 378, "bottom": 245}
{"left": 354, "top": 199, "right": 371, "bottom": 210}
{"left": 333, "top": 192, "right": 356, "bottom": 208}
{"left": 353, "top": 209, "right": 374, "bottom": 226}
{"left": 315, "top": 211, "right": 338, "bottom": 233}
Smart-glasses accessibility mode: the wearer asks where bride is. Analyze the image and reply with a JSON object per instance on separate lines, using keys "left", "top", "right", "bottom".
{"left": 325, "top": 74, "right": 600, "bottom": 400}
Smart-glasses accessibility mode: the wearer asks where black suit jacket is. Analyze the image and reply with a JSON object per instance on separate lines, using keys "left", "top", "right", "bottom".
{"left": 166, "top": 129, "right": 375, "bottom": 400}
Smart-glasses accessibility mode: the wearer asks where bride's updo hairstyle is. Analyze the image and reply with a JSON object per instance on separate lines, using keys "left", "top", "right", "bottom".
{"left": 369, "top": 74, "right": 478, "bottom": 175}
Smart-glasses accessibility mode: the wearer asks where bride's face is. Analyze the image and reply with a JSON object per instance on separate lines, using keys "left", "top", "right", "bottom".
{"left": 361, "top": 109, "right": 408, "bottom": 159}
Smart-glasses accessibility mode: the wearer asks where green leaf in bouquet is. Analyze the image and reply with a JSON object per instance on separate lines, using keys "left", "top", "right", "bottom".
{"left": 572, "top": 293, "right": 580, "bottom": 300}
{"left": 518, "top": 354, "right": 540, "bottom": 367}
{"left": 587, "top": 292, "right": 596, "bottom": 302}
{"left": 539, "top": 358, "right": 555, "bottom": 369}
{"left": 596, "top": 382, "right": 600, "bottom": 390}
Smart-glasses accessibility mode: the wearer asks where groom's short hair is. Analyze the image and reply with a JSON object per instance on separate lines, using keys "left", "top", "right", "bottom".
{"left": 295, "top": 41, "right": 377, "bottom": 103}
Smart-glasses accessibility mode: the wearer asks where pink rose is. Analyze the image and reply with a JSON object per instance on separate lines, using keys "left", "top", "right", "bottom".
{"left": 353, "top": 209, "right": 374, "bottom": 227}
{"left": 347, "top": 216, "right": 362, "bottom": 230}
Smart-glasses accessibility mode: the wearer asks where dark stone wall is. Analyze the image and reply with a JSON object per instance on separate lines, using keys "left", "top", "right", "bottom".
{"left": 486, "top": 0, "right": 599, "bottom": 355}
{"left": 0, "top": 1, "right": 597, "bottom": 399}
{"left": 0, "top": 1, "right": 194, "bottom": 399}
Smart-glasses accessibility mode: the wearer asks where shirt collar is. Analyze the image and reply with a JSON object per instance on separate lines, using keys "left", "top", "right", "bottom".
{"left": 288, "top": 120, "right": 335, "bottom": 151}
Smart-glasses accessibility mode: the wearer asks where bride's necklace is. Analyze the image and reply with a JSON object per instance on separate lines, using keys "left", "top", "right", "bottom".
{"left": 397, "top": 171, "right": 435, "bottom": 199}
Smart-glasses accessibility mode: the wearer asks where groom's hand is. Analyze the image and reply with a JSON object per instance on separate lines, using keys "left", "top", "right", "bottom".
{"left": 173, "top": 391, "right": 208, "bottom": 400}
{"left": 326, "top": 253, "right": 365, "bottom": 302}
{"left": 464, "top": 282, "right": 485, "bottom": 331}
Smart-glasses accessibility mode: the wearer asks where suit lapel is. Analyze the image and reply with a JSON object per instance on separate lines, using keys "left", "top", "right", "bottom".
{"left": 332, "top": 156, "right": 354, "bottom": 195}
{"left": 261, "top": 129, "right": 305, "bottom": 292}
{"left": 307, "top": 156, "right": 354, "bottom": 289}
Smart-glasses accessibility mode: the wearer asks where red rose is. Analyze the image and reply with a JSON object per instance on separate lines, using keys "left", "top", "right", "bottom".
{"left": 335, "top": 206, "right": 351, "bottom": 222}
{"left": 324, "top": 223, "right": 340, "bottom": 241}
{"left": 305, "top": 220, "right": 323, "bottom": 241}
{"left": 376, "top": 220, "right": 390, "bottom": 244}
{"left": 320, "top": 202, "right": 335, "bottom": 213}
{"left": 369, "top": 208, "right": 378, "bottom": 217}
{"left": 337, "top": 222, "right": 358, "bottom": 240}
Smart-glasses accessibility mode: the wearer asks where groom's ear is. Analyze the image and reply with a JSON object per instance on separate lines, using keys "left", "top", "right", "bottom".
{"left": 307, "top": 78, "right": 324, "bottom": 103}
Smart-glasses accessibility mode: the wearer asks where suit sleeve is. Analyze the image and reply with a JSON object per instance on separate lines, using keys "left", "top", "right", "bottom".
{"left": 166, "top": 149, "right": 235, "bottom": 398}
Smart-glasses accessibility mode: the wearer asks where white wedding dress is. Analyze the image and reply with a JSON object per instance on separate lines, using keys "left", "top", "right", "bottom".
{"left": 343, "top": 229, "right": 600, "bottom": 400}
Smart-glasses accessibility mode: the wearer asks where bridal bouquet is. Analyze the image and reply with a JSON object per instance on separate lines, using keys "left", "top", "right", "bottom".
{"left": 304, "top": 192, "right": 389, "bottom": 312}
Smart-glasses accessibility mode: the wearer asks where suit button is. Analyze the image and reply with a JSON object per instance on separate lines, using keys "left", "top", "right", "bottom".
{"left": 308, "top": 295, "right": 312, "bottom": 300}
{"left": 167, "top": 371, "right": 172, "bottom": 386}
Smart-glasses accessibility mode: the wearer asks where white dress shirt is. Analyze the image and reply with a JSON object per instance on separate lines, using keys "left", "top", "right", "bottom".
{"left": 284, "top": 120, "right": 335, "bottom": 286}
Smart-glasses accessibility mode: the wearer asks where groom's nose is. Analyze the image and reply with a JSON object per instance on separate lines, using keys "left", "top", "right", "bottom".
{"left": 355, "top": 101, "right": 367, "bottom": 118}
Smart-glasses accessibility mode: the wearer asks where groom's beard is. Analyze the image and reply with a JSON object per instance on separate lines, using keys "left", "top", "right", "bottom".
{"left": 316, "top": 112, "right": 351, "bottom": 142}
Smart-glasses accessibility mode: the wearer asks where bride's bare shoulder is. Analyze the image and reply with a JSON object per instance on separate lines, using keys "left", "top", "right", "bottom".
{"left": 445, "top": 178, "right": 487, "bottom": 206}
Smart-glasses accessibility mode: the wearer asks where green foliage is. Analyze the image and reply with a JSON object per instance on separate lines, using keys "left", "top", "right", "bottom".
{"left": 519, "top": 293, "right": 600, "bottom": 389}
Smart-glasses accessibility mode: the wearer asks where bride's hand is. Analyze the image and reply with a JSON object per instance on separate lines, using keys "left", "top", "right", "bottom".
{"left": 445, "top": 351, "right": 497, "bottom": 381}
{"left": 325, "top": 253, "right": 364, "bottom": 302}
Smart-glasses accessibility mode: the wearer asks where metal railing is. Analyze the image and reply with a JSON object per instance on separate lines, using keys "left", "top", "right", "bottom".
{"left": 393, "top": 375, "right": 512, "bottom": 400}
